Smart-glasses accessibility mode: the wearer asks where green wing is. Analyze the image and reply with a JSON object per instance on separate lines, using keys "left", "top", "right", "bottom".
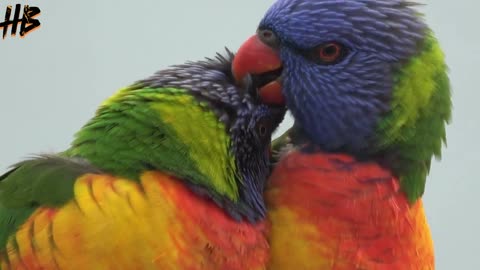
{"left": 0, "top": 155, "right": 100, "bottom": 249}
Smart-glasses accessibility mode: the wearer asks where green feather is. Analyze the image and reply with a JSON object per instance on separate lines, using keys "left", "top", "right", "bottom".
{"left": 376, "top": 32, "right": 452, "bottom": 202}
{"left": 66, "top": 86, "right": 239, "bottom": 201}
{"left": 0, "top": 156, "right": 99, "bottom": 249}
{"left": 0, "top": 85, "right": 242, "bottom": 251}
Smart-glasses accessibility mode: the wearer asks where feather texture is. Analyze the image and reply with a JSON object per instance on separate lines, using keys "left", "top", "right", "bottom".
{"left": 1, "top": 171, "right": 269, "bottom": 270}
{"left": 0, "top": 51, "right": 284, "bottom": 269}
{"left": 255, "top": 0, "right": 452, "bottom": 202}
{"left": 266, "top": 150, "right": 434, "bottom": 270}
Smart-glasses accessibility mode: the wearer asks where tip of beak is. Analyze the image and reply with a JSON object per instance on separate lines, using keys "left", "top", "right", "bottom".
{"left": 241, "top": 73, "right": 256, "bottom": 96}
{"left": 241, "top": 73, "right": 253, "bottom": 86}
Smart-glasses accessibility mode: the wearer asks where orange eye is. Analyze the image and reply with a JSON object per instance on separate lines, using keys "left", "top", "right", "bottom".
{"left": 317, "top": 42, "right": 344, "bottom": 63}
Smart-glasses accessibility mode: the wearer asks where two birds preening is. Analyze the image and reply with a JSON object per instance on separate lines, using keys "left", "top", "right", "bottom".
{"left": 0, "top": 0, "right": 451, "bottom": 269}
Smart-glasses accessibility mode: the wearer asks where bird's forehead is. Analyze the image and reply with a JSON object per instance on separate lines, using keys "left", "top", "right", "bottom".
{"left": 264, "top": 0, "right": 413, "bottom": 20}
{"left": 261, "top": 0, "right": 426, "bottom": 54}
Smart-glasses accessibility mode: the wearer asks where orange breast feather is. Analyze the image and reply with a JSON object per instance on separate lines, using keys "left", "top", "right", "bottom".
{"left": 266, "top": 151, "right": 434, "bottom": 270}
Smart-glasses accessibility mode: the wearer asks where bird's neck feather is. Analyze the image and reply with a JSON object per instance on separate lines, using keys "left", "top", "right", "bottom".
{"left": 288, "top": 32, "right": 450, "bottom": 203}
{"left": 375, "top": 32, "right": 451, "bottom": 202}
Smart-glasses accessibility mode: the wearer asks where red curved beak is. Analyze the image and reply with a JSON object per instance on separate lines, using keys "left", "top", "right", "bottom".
{"left": 232, "top": 35, "right": 285, "bottom": 105}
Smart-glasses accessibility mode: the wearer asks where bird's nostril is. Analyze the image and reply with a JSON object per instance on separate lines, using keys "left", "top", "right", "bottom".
{"left": 262, "top": 30, "right": 273, "bottom": 39}
{"left": 257, "top": 29, "right": 280, "bottom": 49}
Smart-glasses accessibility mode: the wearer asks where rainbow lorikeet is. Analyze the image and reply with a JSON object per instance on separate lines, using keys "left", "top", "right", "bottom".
{"left": 232, "top": 0, "right": 451, "bottom": 269}
{"left": 0, "top": 51, "right": 285, "bottom": 270}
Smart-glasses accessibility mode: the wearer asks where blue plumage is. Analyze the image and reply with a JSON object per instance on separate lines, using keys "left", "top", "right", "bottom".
{"left": 258, "top": 0, "right": 428, "bottom": 153}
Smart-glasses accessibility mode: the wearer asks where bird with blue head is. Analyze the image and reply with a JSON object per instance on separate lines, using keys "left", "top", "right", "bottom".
{"left": 233, "top": 0, "right": 451, "bottom": 269}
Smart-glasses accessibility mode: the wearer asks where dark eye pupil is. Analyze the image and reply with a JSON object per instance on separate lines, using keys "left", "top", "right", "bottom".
{"left": 259, "top": 125, "right": 267, "bottom": 136}
{"left": 323, "top": 45, "right": 338, "bottom": 56}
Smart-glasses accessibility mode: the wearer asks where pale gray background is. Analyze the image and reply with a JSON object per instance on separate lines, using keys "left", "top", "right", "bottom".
{"left": 0, "top": 1, "right": 478, "bottom": 269}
